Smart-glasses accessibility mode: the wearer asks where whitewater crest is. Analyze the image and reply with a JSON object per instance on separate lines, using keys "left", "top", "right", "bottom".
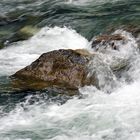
{"left": 0, "top": 26, "right": 89, "bottom": 76}
{"left": 65, "top": 0, "right": 122, "bottom": 5}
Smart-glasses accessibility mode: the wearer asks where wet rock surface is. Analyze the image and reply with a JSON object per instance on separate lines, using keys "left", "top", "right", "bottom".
{"left": 92, "top": 31, "right": 140, "bottom": 86}
{"left": 91, "top": 34, "right": 125, "bottom": 51}
{"left": 11, "top": 49, "right": 94, "bottom": 94}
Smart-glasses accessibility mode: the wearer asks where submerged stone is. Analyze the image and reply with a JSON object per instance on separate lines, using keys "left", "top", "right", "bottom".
{"left": 18, "top": 26, "right": 39, "bottom": 39}
{"left": 9, "top": 26, "right": 40, "bottom": 42}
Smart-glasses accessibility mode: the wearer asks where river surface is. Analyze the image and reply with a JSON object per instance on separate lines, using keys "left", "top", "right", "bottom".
{"left": 0, "top": 0, "right": 140, "bottom": 140}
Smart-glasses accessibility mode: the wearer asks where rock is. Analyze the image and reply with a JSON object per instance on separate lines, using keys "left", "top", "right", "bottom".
{"left": 91, "top": 32, "right": 135, "bottom": 85}
{"left": 121, "top": 25, "right": 140, "bottom": 37}
{"left": 11, "top": 49, "right": 94, "bottom": 93}
{"left": 18, "top": 26, "right": 39, "bottom": 39}
{"left": 93, "top": 34, "right": 124, "bottom": 43}
{"left": 11, "top": 26, "right": 40, "bottom": 41}
{"left": 92, "top": 34, "right": 125, "bottom": 51}
{"left": 106, "top": 25, "right": 140, "bottom": 38}
{"left": 0, "top": 26, "right": 40, "bottom": 47}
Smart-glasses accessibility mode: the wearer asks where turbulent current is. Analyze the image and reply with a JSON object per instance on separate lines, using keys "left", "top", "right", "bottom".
{"left": 0, "top": 0, "right": 140, "bottom": 140}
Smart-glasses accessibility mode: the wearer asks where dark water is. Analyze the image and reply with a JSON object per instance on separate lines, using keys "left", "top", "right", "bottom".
{"left": 0, "top": 0, "right": 139, "bottom": 47}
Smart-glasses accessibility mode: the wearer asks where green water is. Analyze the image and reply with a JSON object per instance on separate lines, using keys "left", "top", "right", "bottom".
{"left": 0, "top": 0, "right": 139, "bottom": 47}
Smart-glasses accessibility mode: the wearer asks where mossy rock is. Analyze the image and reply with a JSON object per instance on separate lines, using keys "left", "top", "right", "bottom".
{"left": 17, "top": 25, "right": 40, "bottom": 40}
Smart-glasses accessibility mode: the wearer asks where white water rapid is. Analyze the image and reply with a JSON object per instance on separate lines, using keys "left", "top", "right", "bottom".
{"left": 0, "top": 26, "right": 140, "bottom": 140}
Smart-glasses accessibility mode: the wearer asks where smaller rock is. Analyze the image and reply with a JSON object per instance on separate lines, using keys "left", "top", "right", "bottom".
{"left": 92, "top": 34, "right": 125, "bottom": 51}
{"left": 121, "top": 25, "right": 140, "bottom": 37}
{"left": 19, "top": 26, "right": 39, "bottom": 37}
{"left": 16, "top": 25, "right": 39, "bottom": 40}
{"left": 106, "top": 25, "right": 140, "bottom": 38}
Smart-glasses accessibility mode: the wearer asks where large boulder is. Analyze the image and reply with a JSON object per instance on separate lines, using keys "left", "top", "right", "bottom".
{"left": 11, "top": 49, "right": 94, "bottom": 92}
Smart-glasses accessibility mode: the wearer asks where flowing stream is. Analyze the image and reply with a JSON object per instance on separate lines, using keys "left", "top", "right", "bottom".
{"left": 0, "top": 0, "right": 140, "bottom": 140}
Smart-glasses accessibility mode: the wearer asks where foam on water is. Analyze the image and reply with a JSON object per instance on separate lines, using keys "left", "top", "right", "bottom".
{"left": 1, "top": 81, "right": 140, "bottom": 140}
{"left": 0, "top": 26, "right": 89, "bottom": 76}
{"left": 66, "top": 0, "right": 123, "bottom": 5}
{"left": 0, "top": 26, "right": 140, "bottom": 140}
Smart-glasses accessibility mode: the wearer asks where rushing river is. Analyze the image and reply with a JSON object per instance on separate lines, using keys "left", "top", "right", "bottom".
{"left": 0, "top": 0, "right": 140, "bottom": 140}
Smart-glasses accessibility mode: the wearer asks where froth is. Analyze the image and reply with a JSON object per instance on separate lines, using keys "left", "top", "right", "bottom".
{"left": 0, "top": 26, "right": 89, "bottom": 76}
